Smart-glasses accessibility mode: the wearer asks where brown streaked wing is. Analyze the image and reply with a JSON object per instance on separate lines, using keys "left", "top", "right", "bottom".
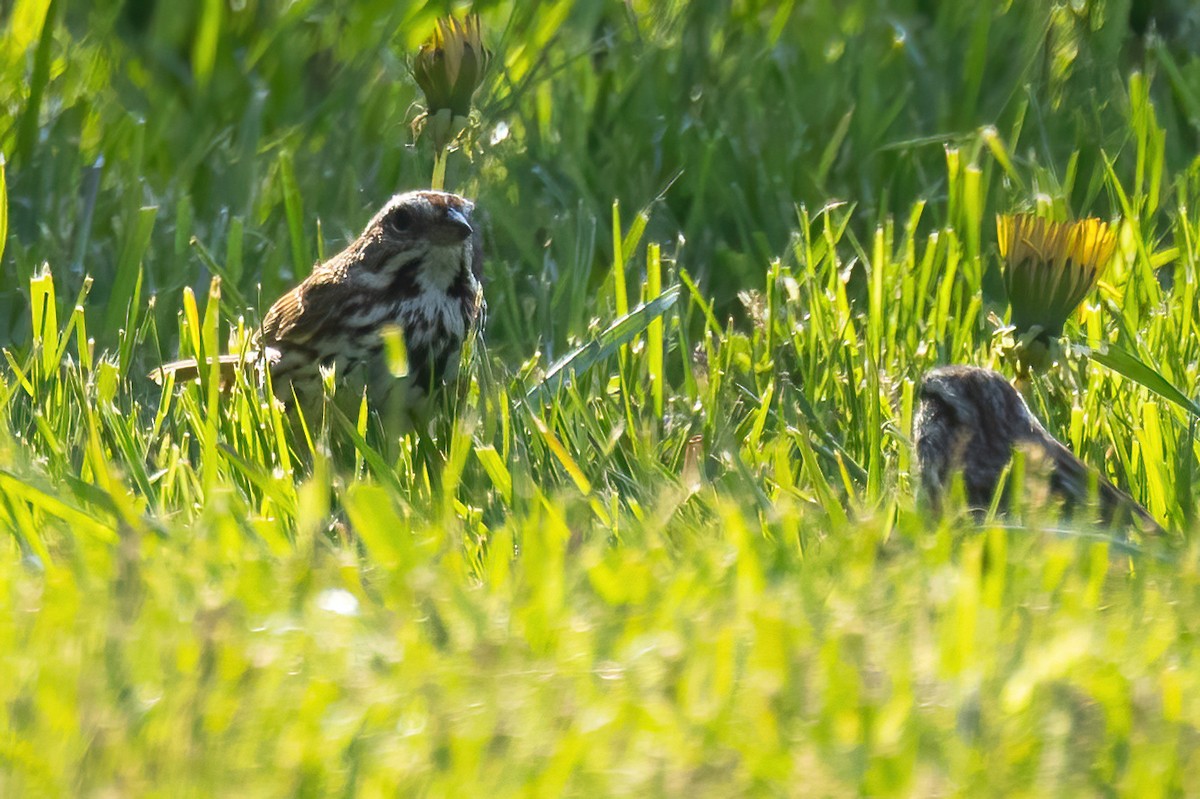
{"left": 260, "top": 271, "right": 357, "bottom": 347}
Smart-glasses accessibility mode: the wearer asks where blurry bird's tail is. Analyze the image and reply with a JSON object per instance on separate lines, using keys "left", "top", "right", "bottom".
{"left": 149, "top": 353, "right": 261, "bottom": 385}
{"left": 1037, "top": 437, "right": 1165, "bottom": 536}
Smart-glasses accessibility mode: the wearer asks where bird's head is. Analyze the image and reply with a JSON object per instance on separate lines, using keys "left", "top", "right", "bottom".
{"left": 917, "top": 366, "right": 1043, "bottom": 451}
{"left": 357, "top": 190, "right": 482, "bottom": 282}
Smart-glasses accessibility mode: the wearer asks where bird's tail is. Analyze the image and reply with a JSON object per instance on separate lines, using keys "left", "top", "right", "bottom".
{"left": 1038, "top": 437, "right": 1165, "bottom": 536}
{"left": 149, "top": 353, "right": 261, "bottom": 385}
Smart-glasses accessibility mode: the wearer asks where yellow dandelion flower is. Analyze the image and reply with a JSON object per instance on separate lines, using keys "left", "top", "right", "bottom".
{"left": 997, "top": 212, "right": 1117, "bottom": 340}
{"left": 413, "top": 15, "right": 490, "bottom": 142}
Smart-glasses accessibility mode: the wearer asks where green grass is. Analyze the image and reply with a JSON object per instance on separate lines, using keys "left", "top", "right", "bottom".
{"left": 4, "top": 0, "right": 1200, "bottom": 794}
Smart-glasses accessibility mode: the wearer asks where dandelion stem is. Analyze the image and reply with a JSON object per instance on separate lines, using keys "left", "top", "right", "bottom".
{"left": 431, "top": 147, "right": 448, "bottom": 191}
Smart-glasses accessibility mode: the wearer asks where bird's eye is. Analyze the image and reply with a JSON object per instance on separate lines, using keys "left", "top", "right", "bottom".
{"left": 387, "top": 208, "right": 414, "bottom": 234}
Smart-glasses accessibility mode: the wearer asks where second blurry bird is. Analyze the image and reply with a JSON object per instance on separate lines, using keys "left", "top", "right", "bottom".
{"left": 913, "top": 365, "right": 1161, "bottom": 534}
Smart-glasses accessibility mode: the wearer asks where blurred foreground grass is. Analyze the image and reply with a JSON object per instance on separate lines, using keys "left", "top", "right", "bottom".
{"left": 5, "top": 0, "right": 1200, "bottom": 794}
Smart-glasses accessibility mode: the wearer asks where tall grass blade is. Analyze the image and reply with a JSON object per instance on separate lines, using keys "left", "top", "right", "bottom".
{"left": 29, "top": 268, "right": 56, "bottom": 373}
{"left": 531, "top": 414, "right": 590, "bottom": 495}
{"left": 474, "top": 445, "right": 513, "bottom": 505}
{"left": 0, "top": 471, "right": 118, "bottom": 544}
{"left": 192, "top": 0, "right": 222, "bottom": 92}
{"left": 279, "top": 149, "right": 312, "bottom": 279}
{"left": 104, "top": 205, "right": 157, "bottom": 336}
{"left": 0, "top": 155, "right": 7, "bottom": 266}
{"left": 14, "top": 0, "right": 58, "bottom": 166}
{"left": 1072, "top": 341, "right": 1200, "bottom": 419}
{"left": 527, "top": 285, "right": 680, "bottom": 402}
{"left": 647, "top": 242, "right": 664, "bottom": 418}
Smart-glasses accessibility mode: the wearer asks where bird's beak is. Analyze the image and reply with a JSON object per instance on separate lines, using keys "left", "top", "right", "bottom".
{"left": 437, "top": 207, "right": 473, "bottom": 243}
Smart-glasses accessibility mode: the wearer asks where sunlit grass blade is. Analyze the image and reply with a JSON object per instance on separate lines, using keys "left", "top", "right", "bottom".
{"left": 442, "top": 416, "right": 475, "bottom": 519}
{"left": 181, "top": 286, "right": 202, "bottom": 360}
{"left": 201, "top": 277, "right": 222, "bottom": 369}
{"left": 279, "top": 149, "right": 312, "bottom": 279}
{"left": 527, "top": 285, "right": 680, "bottom": 401}
{"left": 611, "top": 202, "right": 630, "bottom": 320}
{"left": 192, "top": 0, "right": 221, "bottom": 91}
{"left": 3, "top": 349, "right": 34, "bottom": 398}
{"left": 981, "top": 126, "right": 1025, "bottom": 192}
{"left": 61, "top": 276, "right": 94, "bottom": 372}
{"left": 646, "top": 242, "right": 664, "bottom": 418}
{"left": 329, "top": 407, "right": 403, "bottom": 494}
{"left": 94, "top": 406, "right": 157, "bottom": 510}
{"left": 1072, "top": 341, "right": 1200, "bottom": 419}
{"left": 381, "top": 325, "right": 409, "bottom": 378}
{"left": 0, "top": 470, "right": 118, "bottom": 544}
{"left": 14, "top": 0, "right": 58, "bottom": 166}
{"left": 747, "top": 379, "right": 773, "bottom": 453}
{"left": 474, "top": 445, "right": 512, "bottom": 505}
{"left": 0, "top": 155, "right": 7, "bottom": 265}
{"left": 116, "top": 269, "right": 147, "bottom": 377}
{"left": 342, "top": 483, "right": 414, "bottom": 571}
{"left": 29, "top": 268, "right": 57, "bottom": 374}
{"left": 530, "top": 413, "right": 590, "bottom": 495}
{"left": 216, "top": 442, "right": 299, "bottom": 522}
{"left": 620, "top": 205, "right": 650, "bottom": 265}
{"left": 678, "top": 266, "right": 721, "bottom": 335}
{"left": 104, "top": 205, "right": 157, "bottom": 336}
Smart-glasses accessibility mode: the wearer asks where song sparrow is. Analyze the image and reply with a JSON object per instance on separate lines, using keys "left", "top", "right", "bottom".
{"left": 153, "top": 190, "right": 484, "bottom": 418}
{"left": 913, "top": 365, "right": 1162, "bottom": 533}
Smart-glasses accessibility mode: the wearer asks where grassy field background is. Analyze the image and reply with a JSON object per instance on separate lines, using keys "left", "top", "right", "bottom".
{"left": 4, "top": 0, "right": 1200, "bottom": 794}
